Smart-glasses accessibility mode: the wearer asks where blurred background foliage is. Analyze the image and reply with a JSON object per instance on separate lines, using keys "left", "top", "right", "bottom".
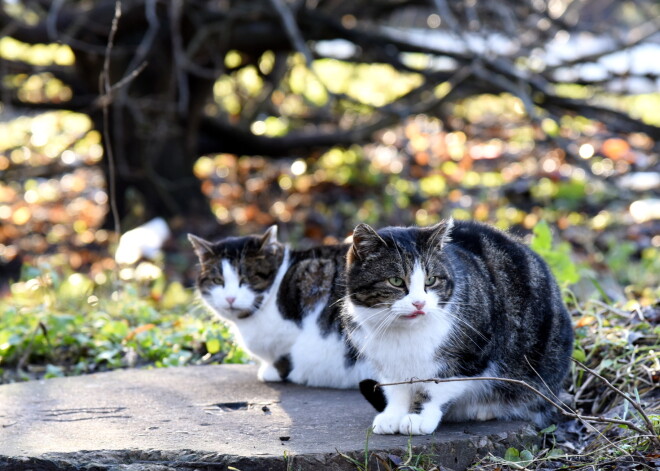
{"left": 0, "top": 0, "right": 658, "bottom": 394}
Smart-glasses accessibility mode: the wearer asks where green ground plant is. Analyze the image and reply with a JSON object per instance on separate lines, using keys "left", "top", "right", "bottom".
{"left": 0, "top": 265, "right": 247, "bottom": 383}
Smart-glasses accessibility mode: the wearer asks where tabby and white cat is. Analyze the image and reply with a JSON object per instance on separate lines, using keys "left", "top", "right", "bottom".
{"left": 342, "top": 219, "right": 574, "bottom": 435}
{"left": 189, "top": 226, "right": 372, "bottom": 388}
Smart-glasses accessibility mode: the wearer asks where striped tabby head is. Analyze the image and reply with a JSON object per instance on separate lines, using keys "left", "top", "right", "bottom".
{"left": 346, "top": 220, "right": 455, "bottom": 329}
{"left": 189, "top": 226, "right": 284, "bottom": 321}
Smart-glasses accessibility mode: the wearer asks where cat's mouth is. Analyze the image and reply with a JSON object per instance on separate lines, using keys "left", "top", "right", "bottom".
{"left": 403, "top": 311, "right": 426, "bottom": 319}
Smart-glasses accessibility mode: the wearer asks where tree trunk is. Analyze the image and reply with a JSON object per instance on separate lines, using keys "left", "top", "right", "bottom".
{"left": 95, "top": 109, "right": 212, "bottom": 231}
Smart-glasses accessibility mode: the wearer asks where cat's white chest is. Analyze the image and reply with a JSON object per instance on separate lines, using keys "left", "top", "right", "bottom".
{"left": 348, "top": 301, "right": 453, "bottom": 383}
{"left": 371, "top": 324, "right": 444, "bottom": 382}
{"left": 230, "top": 291, "right": 298, "bottom": 362}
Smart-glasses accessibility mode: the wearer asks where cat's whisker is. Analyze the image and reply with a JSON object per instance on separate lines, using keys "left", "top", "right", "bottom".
{"left": 440, "top": 300, "right": 489, "bottom": 307}
{"left": 440, "top": 320, "right": 484, "bottom": 352}
{"left": 328, "top": 293, "right": 354, "bottom": 308}
{"left": 349, "top": 307, "right": 393, "bottom": 333}
{"left": 438, "top": 309, "right": 490, "bottom": 344}
{"left": 356, "top": 311, "right": 399, "bottom": 357}
{"left": 449, "top": 319, "right": 488, "bottom": 348}
{"left": 348, "top": 306, "right": 396, "bottom": 343}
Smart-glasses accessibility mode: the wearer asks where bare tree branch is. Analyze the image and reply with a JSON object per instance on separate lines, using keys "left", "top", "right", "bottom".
{"left": 546, "top": 16, "right": 660, "bottom": 73}
{"left": 100, "top": 0, "right": 123, "bottom": 236}
{"left": 198, "top": 65, "right": 472, "bottom": 156}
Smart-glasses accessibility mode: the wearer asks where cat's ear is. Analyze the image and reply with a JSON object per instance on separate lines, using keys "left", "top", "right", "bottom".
{"left": 349, "top": 223, "right": 387, "bottom": 262}
{"left": 188, "top": 234, "right": 214, "bottom": 260}
{"left": 427, "top": 217, "right": 454, "bottom": 250}
{"left": 259, "top": 225, "right": 281, "bottom": 252}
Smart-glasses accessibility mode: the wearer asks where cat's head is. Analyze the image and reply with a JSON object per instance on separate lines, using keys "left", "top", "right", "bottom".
{"left": 189, "top": 226, "right": 284, "bottom": 321}
{"left": 345, "top": 219, "right": 455, "bottom": 330}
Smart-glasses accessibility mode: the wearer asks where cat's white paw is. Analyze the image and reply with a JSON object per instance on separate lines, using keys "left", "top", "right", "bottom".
{"left": 399, "top": 413, "right": 439, "bottom": 435}
{"left": 257, "top": 364, "right": 282, "bottom": 382}
{"left": 372, "top": 412, "right": 404, "bottom": 434}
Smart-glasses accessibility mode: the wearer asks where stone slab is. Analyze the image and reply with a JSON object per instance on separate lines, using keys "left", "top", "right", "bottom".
{"left": 0, "top": 365, "right": 536, "bottom": 470}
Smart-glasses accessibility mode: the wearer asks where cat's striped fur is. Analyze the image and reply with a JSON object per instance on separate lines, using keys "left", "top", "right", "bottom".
{"left": 342, "top": 219, "right": 573, "bottom": 435}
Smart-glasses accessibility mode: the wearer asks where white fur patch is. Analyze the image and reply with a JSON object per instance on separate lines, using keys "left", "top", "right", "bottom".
{"left": 223, "top": 249, "right": 297, "bottom": 363}
{"left": 288, "top": 304, "right": 373, "bottom": 388}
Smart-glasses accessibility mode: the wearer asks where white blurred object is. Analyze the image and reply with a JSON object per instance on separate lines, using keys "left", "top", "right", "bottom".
{"left": 619, "top": 172, "right": 660, "bottom": 192}
{"left": 115, "top": 217, "right": 170, "bottom": 265}
{"left": 629, "top": 199, "right": 660, "bottom": 224}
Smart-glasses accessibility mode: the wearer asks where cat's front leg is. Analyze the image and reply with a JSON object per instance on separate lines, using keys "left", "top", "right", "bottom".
{"left": 399, "top": 380, "right": 471, "bottom": 435}
{"left": 372, "top": 384, "right": 412, "bottom": 434}
{"left": 399, "top": 405, "right": 442, "bottom": 435}
{"left": 257, "top": 362, "right": 282, "bottom": 382}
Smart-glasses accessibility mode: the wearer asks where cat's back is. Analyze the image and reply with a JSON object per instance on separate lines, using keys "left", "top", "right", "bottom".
{"left": 277, "top": 243, "right": 349, "bottom": 327}
{"left": 447, "top": 220, "right": 552, "bottom": 285}
{"left": 448, "top": 220, "right": 527, "bottom": 257}
{"left": 448, "top": 220, "right": 572, "bottom": 383}
{"left": 286, "top": 243, "right": 349, "bottom": 287}
{"left": 293, "top": 243, "right": 350, "bottom": 263}
{"left": 276, "top": 242, "right": 365, "bottom": 386}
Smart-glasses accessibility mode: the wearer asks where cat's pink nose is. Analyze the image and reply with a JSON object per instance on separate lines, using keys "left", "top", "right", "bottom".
{"left": 412, "top": 300, "right": 426, "bottom": 310}
{"left": 226, "top": 296, "right": 236, "bottom": 306}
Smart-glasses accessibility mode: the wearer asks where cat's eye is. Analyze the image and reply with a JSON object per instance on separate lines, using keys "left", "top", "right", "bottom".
{"left": 388, "top": 277, "right": 404, "bottom": 287}
{"left": 212, "top": 277, "right": 223, "bottom": 285}
{"left": 425, "top": 276, "right": 436, "bottom": 286}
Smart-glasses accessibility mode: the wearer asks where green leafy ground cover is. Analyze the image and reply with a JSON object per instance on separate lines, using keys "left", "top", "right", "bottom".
{"left": 0, "top": 265, "right": 247, "bottom": 383}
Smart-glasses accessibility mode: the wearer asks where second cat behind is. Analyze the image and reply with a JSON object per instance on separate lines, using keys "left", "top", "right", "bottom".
{"left": 190, "top": 226, "right": 372, "bottom": 388}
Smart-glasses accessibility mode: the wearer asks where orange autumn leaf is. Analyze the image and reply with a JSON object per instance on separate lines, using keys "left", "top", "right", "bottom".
{"left": 576, "top": 315, "right": 596, "bottom": 327}
{"left": 601, "top": 138, "right": 630, "bottom": 161}
{"left": 414, "top": 151, "right": 430, "bottom": 166}
{"left": 125, "top": 323, "right": 156, "bottom": 340}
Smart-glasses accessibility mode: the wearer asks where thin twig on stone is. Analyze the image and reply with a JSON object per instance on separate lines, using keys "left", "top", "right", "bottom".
{"left": 376, "top": 375, "right": 653, "bottom": 438}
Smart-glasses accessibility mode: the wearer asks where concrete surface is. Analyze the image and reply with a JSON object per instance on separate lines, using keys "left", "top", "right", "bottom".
{"left": 0, "top": 365, "right": 537, "bottom": 470}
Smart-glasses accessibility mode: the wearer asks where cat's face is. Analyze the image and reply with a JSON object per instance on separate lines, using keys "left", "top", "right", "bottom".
{"left": 189, "top": 226, "right": 284, "bottom": 321}
{"left": 346, "top": 220, "right": 455, "bottom": 330}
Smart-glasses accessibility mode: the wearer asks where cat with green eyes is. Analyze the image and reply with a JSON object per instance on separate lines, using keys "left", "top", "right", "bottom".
{"left": 342, "top": 219, "right": 574, "bottom": 435}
